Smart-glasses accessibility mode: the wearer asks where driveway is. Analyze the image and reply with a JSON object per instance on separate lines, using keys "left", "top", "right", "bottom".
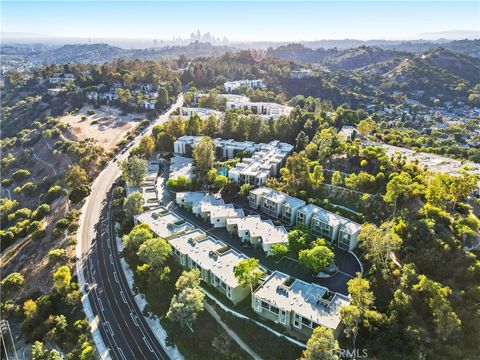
{"left": 172, "top": 206, "right": 361, "bottom": 295}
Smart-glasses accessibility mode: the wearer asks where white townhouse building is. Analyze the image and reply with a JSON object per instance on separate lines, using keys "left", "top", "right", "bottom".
{"left": 226, "top": 215, "right": 289, "bottom": 255}
{"left": 180, "top": 107, "right": 222, "bottom": 119}
{"left": 296, "top": 204, "right": 323, "bottom": 227}
{"left": 49, "top": 73, "right": 75, "bottom": 84}
{"left": 337, "top": 221, "right": 361, "bottom": 251}
{"left": 193, "top": 194, "right": 245, "bottom": 228}
{"left": 134, "top": 208, "right": 194, "bottom": 240}
{"left": 252, "top": 271, "right": 350, "bottom": 338}
{"left": 169, "top": 229, "right": 252, "bottom": 304}
{"left": 224, "top": 79, "right": 265, "bottom": 93}
{"left": 228, "top": 141, "right": 293, "bottom": 186}
{"left": 225, "top": 99, "right": 293, "bottom": 121}
{"left": 248, "top": 187, "right": 306, "bottom": 226}
{"left": 290, "top": 69, "right": 314, "bottom": 79}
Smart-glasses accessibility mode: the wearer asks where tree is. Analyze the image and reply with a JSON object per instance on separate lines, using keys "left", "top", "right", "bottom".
{"left": 122, "top": 223, "right": 153, "bottom": 252}
{"left": 384, "top": 172, "right": 413, "bottom": 217}
{"left": 299, "top": 245, "right": 334, "bottom": 274}
{"left": 23, "top": 299, "right": 38, "bottom": 319}
{"left": 331, "top": 171, "right": 343, "bottom": 187}
{"left": 309, "top": 165, "right": 324, "bottom": 190}
{"left": 449, "top": 172, "right": 478, "bottom": 210}
{"left": 1, "top": 272, "right": 25, "bottom": 292}
{"left": 357, "top": 118, "right": 377, "bottom": 137}
{"left": 65, "top": 165, "right": 89, "bottom": 189}
{"left": 202, "top": 115, "right": 220, "bottom": 137}
{"left": 281, "top": 152, "right": 310, "bottom": 195}
{"left": 116, "top": 88, "right": 132, "bottom": 105}
{"left": 234, "top": 258, "right": 263, "bottom": 296}
{"left": 295, "top": 131, "right": 309, "bottom": 151}
{"left": 270, "top": 243, "right": 288, "bottom": 259}
{"left": 134, "top": 136, "right": 155, "bottom": 158}
{"left": 193, "top": 136, "right": 215, "bottom": 182}
{"left": 120, "top": 156, "right": 147, "bottom": 186}
{"left": 288, "top": 228, "right": 310, "bottom": 256}
{"left": 301, "top": 326, "right": 340, "bottom": 360}
{"left": 156, "top": 88, "right": 169, "bottom": 109}
{"left": 213, "top": 175, "right": 229, "bottom": 190}
{"left": 185, "top": 114, "right": 203, "bottom": 135}
{"left": 32, "top": 341, "right": 48, "bottom": 360}
{"left": 358, "top": 223, "right": 402, "bottom": 274}
{"left": 137, "top": 237, "right": 172, "bottom": 269}
{"left": 53, "top": 266, "right": 71, "bottom": 294}
{"left": 123, "top": 191, "right": 144, "bottom": 220}
{"left": 167, "top": 269, "right": 205, "bottom": 331}
{"left": 340, "top": 275, "right": 381, "bottom": 350}
{"left": 239, "top": 183, "right": 252, "bottom": 197}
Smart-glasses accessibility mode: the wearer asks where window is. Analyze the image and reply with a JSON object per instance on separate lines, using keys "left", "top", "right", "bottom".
{"left": 270, "top": 306, "right": 279, "bottom": 314}
{"left": 293, "top": 313, "right": 301, "bottom": 328}
{"left": 302, "top": 317, "right": 312, "bottom": 328}
{"left": 261, "top": 301, "right": 270, "bottom": 310}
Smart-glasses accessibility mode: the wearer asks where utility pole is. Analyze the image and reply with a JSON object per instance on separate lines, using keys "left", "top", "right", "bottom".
{"left": 0, "top": 320, "right": 19, "bottom": 360}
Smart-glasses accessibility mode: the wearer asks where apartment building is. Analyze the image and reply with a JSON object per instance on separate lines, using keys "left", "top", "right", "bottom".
{"left": 337, "top": 221, "right": 361, "bottom": 251}
{"left": 228, "top": 141, "right": 293, "bottom": 186}
{"left": 296, "top": 204, "right": 323, "bottom": 227}
{"left": 226, "top": 215, "right": 288, "bottom": 255}
{"left": 225, "top": 99, "right": 293, "bottom": 120}
{"left": 180, "top": 107, "right": 222, "bottom": 119}
{"left": 193, "top": 194, "right": 245, "bottom": 228}
{"left": 134, "top": 208, "right": 194, "bottom": 239}
{"left": 224, "top": 79, "right": 265, "bottom": 93}
{"left": 173, "top": 136, "right": 259, "bottom": 160}
{"left": 252, "top": 271, "right": 350, "bottom": 338}
{"left": 248, "top": 187, "right": 305, "bottom": 225}
{"left": 49, "top": 73, "right": 75, "bottom": 84}
{"left": 290, "top": 69, "right": 314, "bottom": 79}
{"left": 169, "top": 229, "right": 251, "bottom": 304}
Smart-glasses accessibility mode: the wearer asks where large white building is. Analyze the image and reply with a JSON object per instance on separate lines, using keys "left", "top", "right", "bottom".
{"left": 224, "top": 79, "right": 265, "bottom": 93}
{"left": 180, "top": 107, "right": 222, "bottom": 119}
{"left": 252, "top": 271, "right": 350, "bottom": 338}
{"left": 225, "top": 99, "right": 293, "bottom": 121}
{"left": 135, "top": 208, "right": 195, "bottom": 239}
{"left": 228, "top": 141, "right": 293, "bottom": 186}
{"left": 49, "top": 73, "right": 75, "bottom": 84}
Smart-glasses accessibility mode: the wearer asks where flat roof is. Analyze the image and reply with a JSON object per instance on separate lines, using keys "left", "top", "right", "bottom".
{"left": 135, "top": 208, "right": 194, "bottom": 239}
{"left": 251, "top": 187, "right": 305, "bottom": 208}
{"left": 312, "top": 208, "right": 341, "bottom": 227}
{"left": 254, "top": 271, "right": 350, "bottom": 330}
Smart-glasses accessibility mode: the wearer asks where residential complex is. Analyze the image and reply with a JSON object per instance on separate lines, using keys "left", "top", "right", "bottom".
{"left": 224, "top": 79, "right": 265, "bottom": 93}
{"left": 225, "top": 98, "right": 293, "bottom": 121}
{"left": 173, "top": 135, "right": 259, "bottom": 159}
{"left": 126, "top": 160, "right": 161, "bottom": 210}
{"left": 227, "top": 141, "right": 293, "bottom": 186}
{"left": 135, "top": 208, "right": 194, "bottom": 239}
{"left": 253, "top": 271, "right": 349, "bottom": 337}
{"left": 49, "top": 73, "right": 75, "bottom": 84}
{"left": 179, "top": 107, "right": 222, "bottom": 119}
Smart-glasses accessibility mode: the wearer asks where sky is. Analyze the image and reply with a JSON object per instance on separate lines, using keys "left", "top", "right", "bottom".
{"left": 2, "top": 1, "right": 479, "bottom": 42}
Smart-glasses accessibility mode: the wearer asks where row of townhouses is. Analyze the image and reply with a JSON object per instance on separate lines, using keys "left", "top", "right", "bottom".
{"left": 249, "top": 187, "right": 361, "bottom": 251}
{"left": 134, "top": 206, "right": 350, "bottom": 338}
{"left": 179, "top": 107, "right": 222, "bottom": 120}
{"left": 174, "top": 135, "right": 262, "bottom": 159}
{"left": 224, "top": 79, "right": 266, "bottom": 93}
{"left": 86, "top": 89, "right": 158, "bottom": 110}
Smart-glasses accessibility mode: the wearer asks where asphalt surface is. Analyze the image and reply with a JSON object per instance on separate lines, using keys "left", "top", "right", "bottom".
{"left": 76, "top": 95, "right": 183, "bottom": 360}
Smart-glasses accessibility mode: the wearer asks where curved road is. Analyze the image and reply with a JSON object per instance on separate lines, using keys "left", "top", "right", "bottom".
{"left": 76, "top": 95, "right": 183, "bottom": 360}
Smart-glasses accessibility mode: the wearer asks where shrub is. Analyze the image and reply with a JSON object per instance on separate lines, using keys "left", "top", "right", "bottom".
{"left": 69, "top": 184, "right": 91, "bottom": 204}
{"left": 166, "top": 176, "right": 191, "bottom": 191}
{"left": 31, "top": 204, "right": 50, "bottom": 220}
{"left": 1, "top": 178, "right": 13, "bottom": 187}
{"left": 86, "top": 109, "right": 96, "bottom": 116}
{"left": 270, "top": 243, "right": 288, "bottom": 259}
{"left": 21, "top": 182, "right": 37, "bottom": 195}
{"left": 12, "top": 169, "right": 30, "bottom": 181}
{"left": 31, "top": 229, "right": 47, "bottom": 240}
{"left": 48, "top": 249, "right": 67, "bottom": 262}
{"left": 27, "top": 221, "right": 42, "bottom": 234}
{"left": 43, "top": 185, "right": 64, "bottom": 204}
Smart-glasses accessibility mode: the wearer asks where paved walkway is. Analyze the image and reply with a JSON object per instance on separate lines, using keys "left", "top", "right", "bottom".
{"left": 204, "top": 302, "right": 262, "bottom": 360}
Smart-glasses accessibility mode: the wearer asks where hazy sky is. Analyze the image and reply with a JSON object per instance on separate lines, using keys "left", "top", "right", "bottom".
{"left": 2, "top": 1, "right": 479, "bottom": 41}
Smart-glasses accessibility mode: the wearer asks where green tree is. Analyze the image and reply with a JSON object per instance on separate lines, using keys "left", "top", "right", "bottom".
{"left": 449, "top": 172, "right": 478, "bottom": 210}
{"left": 156, "top": 88, "right": 169, "bottom": 109}
{"left": 357, "top": 118, "right": 377, "bottom": 137}
{"left": 213, "top": 175, "right": 229, "bottom": 190}
{"left": 234, "top": 258, "right": 264, "bottom": 296}
{"left": 53, "top": 266, "right": 72, "bottom": 294}
{"left": 299, "top": 245, "right": 334, "bottom": 274}
{"left": 280, "top": 152, "right": 310, "bottom": 195}
{"left": 384, "top": 172, "right": 413, "bottom": 217}
{"left": 133, "top": 136, "right": 156, "bottom": 159}
{"left": 288, "top": 228, "right": 310, "bottom": 256}
{"left": 137, "top": 237, "right": 172, "bottom": 269}
{"left": 120, "top": 156, "right": 147, "bottom": 186}
{"left": 270, "top": 243, "right": 288, "bottom": 259}
{"left": 122, "top": 223, "right": 153, "bottom": 252}
{"left": 167, "top": 269, "right": 205, "bottom": 331}
{"left": 185, "top": 114, "right": 203, "bottom": 135}
{"left": 202, "top": 115, "right": 220, "bottom": 137}
{"left": 239, "top": 183, "right": 252, "bottom": 197}
{"left": 309, "top": 165, "right": 324, "bottom": 190}
{"left": 358, "top": 222, "right": 402, "bottom": 275}
{"left": 301, "top": 326, "right": 340, "bottom": 360}
{"left": 23, "top": 299, "right": 38, "bottom": 319}
{"left": 1, "top": 272, "right": 25, "bottom": 292}
{"left": 193, "top": 136, "right": 215, "bottom": 182}
{"left": 123, "top": 191, "right": 144, "bottom": 220}
{"left": 331, "top": 171, "right": 344, "bottom": 187}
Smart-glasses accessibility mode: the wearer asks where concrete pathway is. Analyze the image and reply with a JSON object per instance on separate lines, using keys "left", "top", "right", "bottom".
{"left": 204, "top": 302, "right": 262, "bottom": 360}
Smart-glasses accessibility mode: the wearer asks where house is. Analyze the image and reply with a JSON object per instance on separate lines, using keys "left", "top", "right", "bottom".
{"left": 311, "top": 208, "right": 341, "bottom": 242}
{"left": 176, "top": 191, "right": 208, "bottom": 212}
{"left": 173, "top": 136, "right": 259, "bottom": 159}
{"left": 252, "top": 271, "right": 350, "bottom": 338}
{"left": 141, "top": 100, "right": 156, "bottom": 110}
{"left": 224, "top": 79, "right": 265, "bottom": 93}
{"left": 295, "top": 204, "right": 323, "bottom": 227}
{"left": 134, "top": 208, "right": 194, "bottom": 239}
{"left": 169, "top": 230, "right": 252, "bottom": 304}
{"left": 337, "top": 221, "right": 361, "bottom": 251}
{"left": 226, "top": 215, "right": 288, "bottom": 255}
{"left": 225, "top": 99, "right": 293, "bottom": 121}
{"left": 338, "top": 126, "right": 359, "bottom": 141}
{"left": 248, "top": 187, "right": 305, "bottom": 225}
{"left": 47, "top": 88, "right": 64, "bottom": 96}
{"left": 228, "top": 141, "right": 293, "bottom": 186}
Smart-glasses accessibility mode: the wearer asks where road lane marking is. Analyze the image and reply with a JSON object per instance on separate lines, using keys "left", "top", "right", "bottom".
{"left": 120, "top": 290, "right": 127, "bottom": 303}
{"left": 143, "top": 337, "right": 154, "bottom": 352}
{"left": 98, "top": 298, "right": 104, "bottom": 311}
{"left": 109, "top": 254, "right": 113, "bottom": 264}
{"left": 117, "top": 348, "right": 126, "bottom": 360}
{"left": 130, "top": 312, "right": 138, "bottom": 326}
{"left": 114, "top": 272, "right": 119, "bottom": 283}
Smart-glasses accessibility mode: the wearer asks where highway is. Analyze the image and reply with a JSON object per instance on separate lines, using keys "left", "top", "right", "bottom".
{"left": 76, "top": 95, "right": 183, "bottom": 360}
